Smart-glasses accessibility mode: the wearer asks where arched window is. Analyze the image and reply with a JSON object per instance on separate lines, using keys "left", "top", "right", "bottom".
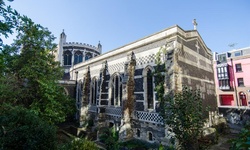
{"left": 136, "top": 129, "right": 140, "bottom": 137}
{"left": 63, "top": 50, "right": 72, "bottom": 65}
{"left": 110, "top": 74, "right": 122, "bottom": 106}
{"left": 85, "top": 52, "right": 92, "bottom": 61}
{"left": 148, "top": 132, "right": 153, "bottom": 141}
{"left": 90, "top": 78, "right": 98, "bottom": 105}
{"left": 74, "top": 51, "right": 83, "bottom": 64}
{"left": 144, "top": 67, "right": 154, "bottom": 109}
{"left": 239, "top": 91, "right": 247, "bottom": 106}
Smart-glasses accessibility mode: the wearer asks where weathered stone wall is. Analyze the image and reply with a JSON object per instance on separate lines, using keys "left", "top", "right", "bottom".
{"left": 176, "top": 37, "right": 217, "bottom": 113}
{"left": 68, "top": 26, "right": 216, "bottom": 145}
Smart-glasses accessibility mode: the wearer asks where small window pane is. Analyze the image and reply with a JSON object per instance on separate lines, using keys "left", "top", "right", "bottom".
{"left": 238, "top": 78, "right": 244, "bottom": 87}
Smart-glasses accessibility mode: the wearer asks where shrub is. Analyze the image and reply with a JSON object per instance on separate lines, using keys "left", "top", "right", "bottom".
{"left": 229, "top": 125, "right": 250, "bottom": 150}
{"left": 0, "top": 104, "right": 57, "bottom": 150}
{"left": 59, "top": 138, "right": 99, "bottom": 150}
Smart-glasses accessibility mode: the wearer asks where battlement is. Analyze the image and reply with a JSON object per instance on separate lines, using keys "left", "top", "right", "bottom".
{"left": 63, "top": 42, "right": 100, "bottom": 52}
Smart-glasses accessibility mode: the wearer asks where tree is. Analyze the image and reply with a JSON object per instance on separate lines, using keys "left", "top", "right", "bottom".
{"left": 59, "top": 138, "right": 99, "bottom": 150}
{"left": 0, "top": 0, "right": 20, "bottom": 73}
{"left": 0, "top": 104, "right": 57, "bottom": 150}
{"left": 0, "top": 15, "right": 74, "bottom": 124}
{"left": 0, "top": 0, "right": 19, "bottom": 43}
{"left": 14, "top": 16, "right": 74, "bottom": 123}
{"left": 164, "top": 87, "right": 204, "bottom": 149}
{"left": 155, "top": 47, "right": 205, "bottom": 150}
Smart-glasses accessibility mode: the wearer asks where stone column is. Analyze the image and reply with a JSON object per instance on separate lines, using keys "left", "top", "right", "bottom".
{"left": 71, "top": 49, "right": 74, "bottom": 66}
{"left": 80, "top": 66, "right": 91, "bottom": 127}
{"left": 119, "top": 51, "right": 136, "bottom": 141}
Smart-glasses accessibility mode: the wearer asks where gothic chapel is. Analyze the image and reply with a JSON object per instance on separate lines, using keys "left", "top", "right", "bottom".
{"left": 56, "top": 22, "right": 217, "bottom": 145}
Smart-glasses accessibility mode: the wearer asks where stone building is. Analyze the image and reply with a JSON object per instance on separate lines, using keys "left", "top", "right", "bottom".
{"left": 55, "top": 30, "right": 102, "bottom": 80}
{"left": 56, "top": 22, "right": 217, "bottom": 145}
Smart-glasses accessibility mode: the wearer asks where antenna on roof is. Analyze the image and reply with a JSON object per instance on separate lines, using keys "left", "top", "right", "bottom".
{"left": 228, "top": 43, "right": 237, "bottom": 49}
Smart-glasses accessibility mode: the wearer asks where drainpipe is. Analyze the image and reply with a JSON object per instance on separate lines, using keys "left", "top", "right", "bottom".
{"left": 231, "top": 58, "right": 239, "bottom": 107}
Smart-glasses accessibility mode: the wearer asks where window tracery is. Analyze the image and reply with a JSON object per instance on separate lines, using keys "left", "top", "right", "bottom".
{"left": 74, "top": 51, "right": 83, "bottom": 64}
{"left": 110, "top": 74, "right": 122, "bottom": 106}
{"left": 63, "top": 50, "right": 72, "bottom": 65}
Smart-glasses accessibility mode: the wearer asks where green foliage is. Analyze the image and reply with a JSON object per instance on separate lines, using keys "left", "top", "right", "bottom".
{"left": 99, "top": 127, "right": 120, "bottom": 150}
{"left": 0, "top": 0, "right": 20, "bottom": 40}
{"left": 60, "top": 138, "right": 99, "bottom": 150}
{"left": 230, "top": 125, "right": 250, "bottom": 150}
{"left": 154, "top": 46, "right": 167, "bottom": 116}
{"left": 0, "top": 104, "right": 57, "bottom": 150}
{"left": 154, "top": 47, "right": 205, "bottom": 149}
{"left": 0, "top": 15, "right": 75, "bottom": 124}
{"left": 0, "top": 0, "right": 20, "bottom": 73}
{"left": 163, "top": 87, "right": 204, "bottom": 150}
{"left": 120, "top": 139, "right": 159, "bottom": 150}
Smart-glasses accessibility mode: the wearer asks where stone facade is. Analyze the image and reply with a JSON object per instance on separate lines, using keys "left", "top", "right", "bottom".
{"left": 56, "top": 30, "right": 102, "bottom": 79}
{"left": 57, "top": 25, "right": 217, "bottom": 145}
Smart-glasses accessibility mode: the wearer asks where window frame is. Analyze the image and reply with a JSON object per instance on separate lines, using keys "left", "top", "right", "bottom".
{"left": 90, "top": 77, "right": 98, "bottom": 105}
{"left": 110, "top": 74, "right": 122, "bottom": 107}
{"left": 63, "top": 50, "right": 72, "bottom": 66}
{"left": 85, "top": 52, "right": 92, "bottom": 61}
{"left": 217, "top": 65, "right": 229, "bottom": 79}
{"left": 237, "top": 78, "right": 244, "bottom": 87}
{"left": 74, "top": 51, "right": 83, "bottom": 64}
{"left": 143, "top": 66, "right": 155, "bottom": 111}
{"left": 235, "top": 63, "right": 242, "bottom": 72}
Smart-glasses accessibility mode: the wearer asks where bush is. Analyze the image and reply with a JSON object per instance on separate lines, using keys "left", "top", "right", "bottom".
{"left": 0, "top": 104, "right": 57, "bottom": 150}
{"left": 229, "top": 125, "right": 250, "bottom": 150}
{"left": 99, "top": 127, "right": 119, "bottom": 150}
{"left": 120, "top": 139, "right": 159, "bottom": 150}
{"left": 59, "top": 138, "right": 99, "bottom": 150}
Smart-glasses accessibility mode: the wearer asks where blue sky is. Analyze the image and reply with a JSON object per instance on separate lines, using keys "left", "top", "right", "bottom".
{"left": 4, "top": 0, "right": 250, "bottom": 53}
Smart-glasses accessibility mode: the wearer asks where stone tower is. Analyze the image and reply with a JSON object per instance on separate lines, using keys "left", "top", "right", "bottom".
{"left": 57, "top": 30, "right": 67, "bottom": 66}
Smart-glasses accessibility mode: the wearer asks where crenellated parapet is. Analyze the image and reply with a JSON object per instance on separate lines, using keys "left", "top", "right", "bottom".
{"left": 56, "top": 30, "right": 102, "bottom": 75}
{"left": 63, "top": 42, "right": 101, "bottom": 53}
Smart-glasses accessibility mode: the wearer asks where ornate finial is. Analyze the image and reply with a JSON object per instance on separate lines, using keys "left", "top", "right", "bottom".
{"left": 62, "top": 29, "right": 64, "bottom": 33}
{"left": 98, "top": 41, "right": 101, "bottom": 46}
{"left": 192, "top": 19, "right": 198, "bottom": 30}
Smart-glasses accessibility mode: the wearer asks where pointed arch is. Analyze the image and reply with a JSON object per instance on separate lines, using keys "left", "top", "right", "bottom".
{"left": 143, "top": 66, "right": 155, "bottom": 110}
{"left": 90, "top": 77, "right": 98, "bottom": 105}
{"left": 85, "top": 52, "right": 92, "bottom": 61}
{"left": 63, "top": 50, "right": 72, "bottom": 65}
{"left": 74, "top": 51, "right": 83, "bottom": 64}
{"left": 109, "top": 73, "right": 123, "bottom": 106}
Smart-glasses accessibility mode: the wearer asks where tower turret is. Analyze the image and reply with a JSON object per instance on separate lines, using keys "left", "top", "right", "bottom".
{"left": 97, "top": 41, "right": 102, "bottom": 54}
{"left": 60, "top": 29, "right": 67, "bottom": 44}
{"left": 57, "top": 29, "right": 67, "bottom": 66}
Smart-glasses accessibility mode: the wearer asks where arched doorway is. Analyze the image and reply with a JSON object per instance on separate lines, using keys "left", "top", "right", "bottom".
{"left": 239, "top": 91, "right": 247, "bottom": 106}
